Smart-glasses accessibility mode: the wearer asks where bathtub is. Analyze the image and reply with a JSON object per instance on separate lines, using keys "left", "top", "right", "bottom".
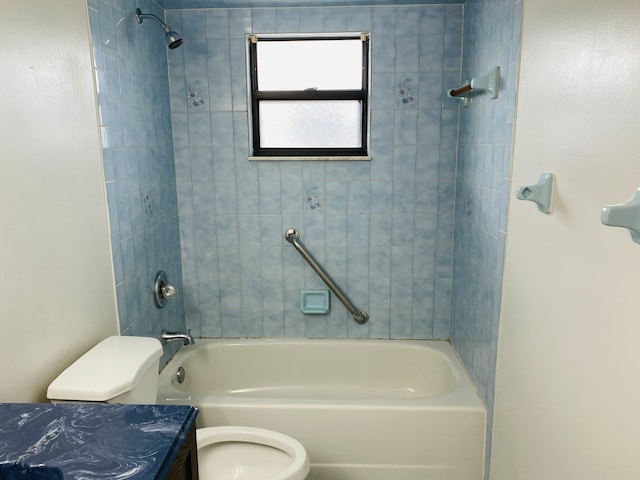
{"left": 157, "top": 339, "right": 486, "bottom": 480}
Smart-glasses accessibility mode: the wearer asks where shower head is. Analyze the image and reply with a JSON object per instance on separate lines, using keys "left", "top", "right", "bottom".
{"left": 135, "top": 8, "right": 183, "bottom": 49}
{"left": 165, "top": 30, "right": 184, "bottom": 49}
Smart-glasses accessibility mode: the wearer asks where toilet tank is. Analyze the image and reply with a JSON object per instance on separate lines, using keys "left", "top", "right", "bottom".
{"left": 47, "top": 336, "right": 163, "bottom": 403}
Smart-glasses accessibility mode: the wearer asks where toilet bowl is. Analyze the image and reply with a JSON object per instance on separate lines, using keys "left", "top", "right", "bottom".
{"left": 47, "top": 336, "right": 310, "bottom": 480}
{"left": 197, "top": 426, "right": 310, "bottom": 480}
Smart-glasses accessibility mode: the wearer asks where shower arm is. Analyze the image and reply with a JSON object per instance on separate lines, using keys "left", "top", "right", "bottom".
{"left": 285, "top": 228, "right": 369, "bottom": 325}
{"left": 135, "top": 8, "right": 171, "bottom": 33}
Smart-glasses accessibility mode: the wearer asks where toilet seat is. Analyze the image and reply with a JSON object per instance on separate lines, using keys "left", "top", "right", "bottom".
{"left": 196, "top": 426, "right": 310, "bottom": 480}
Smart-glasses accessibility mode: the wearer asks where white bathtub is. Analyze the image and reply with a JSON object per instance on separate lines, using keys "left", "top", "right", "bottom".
{"left": 157, "top": 339, "right": 486, "bottom": 480}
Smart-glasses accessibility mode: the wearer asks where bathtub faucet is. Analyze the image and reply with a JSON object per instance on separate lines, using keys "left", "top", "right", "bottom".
{"left": 160, "top": 329, "right": 195, "bottom": 346}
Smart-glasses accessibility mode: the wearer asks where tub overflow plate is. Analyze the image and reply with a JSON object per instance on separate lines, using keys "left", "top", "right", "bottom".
{"left": 176, "top": 366, "right": 185, "bottom": 384}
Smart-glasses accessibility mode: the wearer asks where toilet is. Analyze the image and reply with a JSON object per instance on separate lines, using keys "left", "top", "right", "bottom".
{"left": 197, "top": 426, "right": 308, "bottom": 480}
{"left": 47, "top": 336, "right": 310, "bottom": 480}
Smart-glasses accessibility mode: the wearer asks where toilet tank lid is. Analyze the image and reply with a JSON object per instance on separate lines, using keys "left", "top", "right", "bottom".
{"left": 47, "top": 336, "right": 163, "bottom": 402}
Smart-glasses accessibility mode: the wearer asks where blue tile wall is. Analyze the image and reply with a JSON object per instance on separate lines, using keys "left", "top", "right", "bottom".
{"left": 89, "top": 0, "right": 186, "bottom": 351}
{"left": 166, "top": 4, "right": 463, "bottom": 339}
{"left": 451, "top": 0, "right": 522, "bottom": 475}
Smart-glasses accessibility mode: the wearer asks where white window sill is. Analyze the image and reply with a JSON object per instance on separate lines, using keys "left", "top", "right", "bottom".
{"left": 248, "top": 156, "right": 371, "bottom": 161}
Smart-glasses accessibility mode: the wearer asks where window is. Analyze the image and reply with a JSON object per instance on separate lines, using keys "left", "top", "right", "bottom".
{"left": 248, "top": 34, "right": 370, "bottom": 159}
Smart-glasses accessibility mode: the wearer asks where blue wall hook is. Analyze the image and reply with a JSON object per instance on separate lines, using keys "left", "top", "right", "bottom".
{"left": 516, "top": 172, "right": 554, "bottom": 213}
{"left": 601, "top": 189, "right": 640, "bottom": 244}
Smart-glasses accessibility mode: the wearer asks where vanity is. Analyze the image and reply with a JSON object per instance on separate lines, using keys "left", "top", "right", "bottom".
{"left": 0, "top": 403, "right": 198, "bottom": 480}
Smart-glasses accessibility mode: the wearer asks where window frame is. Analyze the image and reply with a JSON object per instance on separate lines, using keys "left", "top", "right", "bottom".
{"left": 247, "top": 33, "right": 371, "bottom": 160}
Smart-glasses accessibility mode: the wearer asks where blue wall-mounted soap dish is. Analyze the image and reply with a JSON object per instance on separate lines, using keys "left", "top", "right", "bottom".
{"left": 300, "top": 289, "right": 330, "bottom": 314}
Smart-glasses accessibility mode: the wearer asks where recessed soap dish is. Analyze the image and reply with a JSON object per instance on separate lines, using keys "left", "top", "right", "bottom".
{"left": 300, "top": 289, "right": 330, "bottom": 315}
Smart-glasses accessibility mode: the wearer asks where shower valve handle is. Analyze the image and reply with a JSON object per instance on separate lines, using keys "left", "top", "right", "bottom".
{"left": 153, "top": 271, "right": 178, "bottom": 308}
{"left": 162, "top": 284, "right": 177, "bottom": 298}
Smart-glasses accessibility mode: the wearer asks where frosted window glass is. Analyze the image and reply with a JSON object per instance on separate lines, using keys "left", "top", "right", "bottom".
{"left": 259, "top": 101, "right": 362, "bottom": 148}
{"left": 257, "top": 40, "right": 362, "bottom": 91}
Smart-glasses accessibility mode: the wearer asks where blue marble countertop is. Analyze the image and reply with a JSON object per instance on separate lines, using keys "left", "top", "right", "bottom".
{"left": 0, "top": 403, "right": 198, "bottom": 480}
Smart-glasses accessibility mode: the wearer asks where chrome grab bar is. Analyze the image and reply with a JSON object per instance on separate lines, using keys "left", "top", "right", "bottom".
{"left": 285, "top": 228, "right": 369, "bottom": 325}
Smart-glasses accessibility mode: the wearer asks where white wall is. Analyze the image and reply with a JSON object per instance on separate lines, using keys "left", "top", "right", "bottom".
{"left": 491, "top": 0, "right": 640, "bottom": 478}
{"left": 0, "top": 0, "right": 118, "bottom": 402}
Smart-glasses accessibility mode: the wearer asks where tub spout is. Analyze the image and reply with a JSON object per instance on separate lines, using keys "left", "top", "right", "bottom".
{"left": 160, "top": 329, "right": 195, "bottom": 346}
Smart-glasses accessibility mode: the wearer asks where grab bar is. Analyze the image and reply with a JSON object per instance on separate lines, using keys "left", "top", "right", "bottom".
{"left": 285, "top": 228, "right": 369, "bottom": 325}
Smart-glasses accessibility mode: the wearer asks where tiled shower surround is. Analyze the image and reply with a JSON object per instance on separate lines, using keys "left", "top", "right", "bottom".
{"left": 88, "top": 0, "right": 186, "bottom": 345}
{"left": 167, "top": 5, "right": 464, "bottom": 339}
{"left": 452, "top": 0, "right": 522, "bottom": 472}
